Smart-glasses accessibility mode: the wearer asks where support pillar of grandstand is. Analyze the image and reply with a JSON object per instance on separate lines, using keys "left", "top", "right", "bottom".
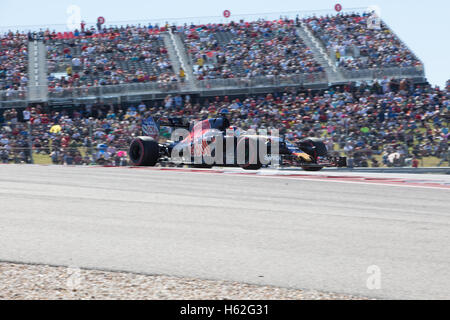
{"left": 296, "top": 23, "right": 344, "bottom": 83}
{"left": 167, "top": 30, "right": 197, "bottom": 90}
{"left": 27, "top": 40, "right": 48, "bottom": 102}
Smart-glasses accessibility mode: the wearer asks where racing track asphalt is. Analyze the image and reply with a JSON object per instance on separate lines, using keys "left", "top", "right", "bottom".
{"left": 0, "top": 165, "right": 449, "bottom": 299}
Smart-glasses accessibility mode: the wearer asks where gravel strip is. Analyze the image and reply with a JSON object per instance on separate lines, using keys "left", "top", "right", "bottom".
{"left": 0, "top": 262, "right": 372, "bottom": 300}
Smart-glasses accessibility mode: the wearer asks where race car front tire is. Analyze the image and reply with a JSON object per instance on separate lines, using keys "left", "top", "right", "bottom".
{"left": 237, "top": 136, "right": 263, "bottom": 170}
{"left": 129, "top": 136, "right": 159, "bottom": 166}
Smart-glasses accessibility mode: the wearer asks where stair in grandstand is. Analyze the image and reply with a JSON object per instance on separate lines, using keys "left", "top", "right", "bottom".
{"left": 168, "top": 31, "right": 197, "bottom": 90}
{"left": 162, "top": 33, "right": 182, "bottom": 80}
{"left": 27, "top": 40, "right": 48, "bottom": 101}
{"left": 296, "top": 24, "right": 344, "bottom": 83}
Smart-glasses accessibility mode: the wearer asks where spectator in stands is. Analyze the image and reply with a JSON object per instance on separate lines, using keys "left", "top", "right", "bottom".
{"left": 305, "top": 13, "right": 423, "bottom": 71}
{"left": 45, "top": 24, "right": 176, "bottom": 89}
{"left": 179, "top": 68, "right": 185, "bottom": 82}
{"left": 181, "top": 18, "right": 323, "bottom": 80}
{"left": 0, "top": 31, "right": 28, "bottom": 96}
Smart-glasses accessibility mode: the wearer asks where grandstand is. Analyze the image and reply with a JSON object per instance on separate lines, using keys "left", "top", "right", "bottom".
{"left": 0, "top": 8, "right": 426, "bottom": 108}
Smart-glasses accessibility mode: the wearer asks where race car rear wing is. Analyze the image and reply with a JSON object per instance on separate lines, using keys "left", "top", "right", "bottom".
{"left": 142, "top": 116, "right": 190, "bottom": 139}
{"left": 156, "top": 116, "right": 190, "bottom": 129}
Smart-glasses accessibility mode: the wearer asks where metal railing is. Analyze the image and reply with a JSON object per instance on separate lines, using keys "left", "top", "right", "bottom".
{"left": 340, "top": 66, "right": 425, "bottom": 81}
{"left": 0, "top": 146, "right": 132, "bottom": 166}
{"left": 0, "top": 86, "right": 49, "bottom": 104}
{"left": 47, "top": 81, "right": 187, "bottom": 99}
{"left": 197, "top": 73, "right": 328, "bottom": 90}
{"left": 0, "top": 89, "right": 28, "bottom": 101}
{"left": 43, "top": 73, "right": 328, "bottom": 99}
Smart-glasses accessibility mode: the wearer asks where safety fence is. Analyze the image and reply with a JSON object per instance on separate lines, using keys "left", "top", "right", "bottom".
{"left": 0, "top": 146, "right": 131, "bottom": 166}
{"left": 2, "top": 146, "right": 448, "bottom": 169}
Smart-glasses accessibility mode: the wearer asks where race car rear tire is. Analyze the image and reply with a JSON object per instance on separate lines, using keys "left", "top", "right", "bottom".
{"left": 237, "top": 136, "right": 263, "bottom": 170}
{"left": 301, "top": 166, "right": 323, "bottom": 171}
{"left": 129, "top": 136, "right": 159, "bottom": 166}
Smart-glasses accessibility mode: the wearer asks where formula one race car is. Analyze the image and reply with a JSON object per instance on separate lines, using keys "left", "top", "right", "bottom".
{"left": 129, "top": 116, "right": 347, "bottom": 171}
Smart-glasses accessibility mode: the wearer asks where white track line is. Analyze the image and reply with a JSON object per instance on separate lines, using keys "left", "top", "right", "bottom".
{"left": 127, "top": 167, "right": 450, "bottom": 191}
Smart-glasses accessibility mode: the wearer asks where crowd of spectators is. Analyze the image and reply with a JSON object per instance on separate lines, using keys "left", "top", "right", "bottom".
{"left": 0, "top": 13, "right": 426, "bottom": 95}
{"left": 0, "top": 31, "right": 28, "bottom": 96}
{"left": 1, "top": 79, "right": 448, "bottom": 167}
{"left": 179, "top": 18, "right": 324, "bottom": 80}
{"left": 305, "top": 13, "right": 423, "bottom": 71}
{"left": 44, "top": 24, "right": 177, "bottom": 90}
{"left": 0, "top": 104, "right": 139, "bottom": 165}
